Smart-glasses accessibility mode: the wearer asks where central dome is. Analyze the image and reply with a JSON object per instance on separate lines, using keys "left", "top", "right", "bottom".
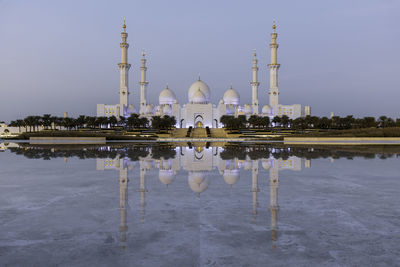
{"left": 192, "top": 88, "right": 207, "bottom": 104}
{"left": 188, "top": 76, "right": 210, "bottom": 103}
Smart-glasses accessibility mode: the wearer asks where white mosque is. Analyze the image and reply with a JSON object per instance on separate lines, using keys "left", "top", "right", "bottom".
{"left": 97, "top": 20, "right": 311, "bottom": 128}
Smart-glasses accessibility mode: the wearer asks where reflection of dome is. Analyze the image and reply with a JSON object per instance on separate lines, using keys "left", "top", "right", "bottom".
{"left": 244, "top": 104, "right": 252, "bottom": 115}
{"left": 223, "top": 84, "right": 240, "bottom": 105}
{"left": 188, "top": 172, "right": 209, "bottom": 194}
{"left": 188, "top": 77, "right": 210, "bottom": 103}
{"left": 159, "top": 169, "right": 175, "bottom": 187}
{"left": 159, "top": 84, "right": 177, "bottom": 105}
{"left": 262, "top": 105, "right": 271, "bottom": 114}
{"left": 223, "top": 169, "right": 240, "bottom": 187}
{"left": 191, "top": 88, "right": 207, "bottom": 104}
{"left": 262, "top": 159, "right": 271, "bottom": 170}
{"left": 162, "top": 105, "right": 172, "bottom": 115}
{"left": 244, "top": 160, "right": 252, "bottom": 171}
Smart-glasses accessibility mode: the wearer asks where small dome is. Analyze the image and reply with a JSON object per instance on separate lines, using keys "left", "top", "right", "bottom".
{"left": 223, "top": 84, "right": 240, "bottom": 105}
{"left": 159, "top": 84, "right": 177, "bottom": 105}
{"left": 225, "top": 104, "right": 236, "bottom": 115}
{"left": 162, "top": 105, "right": 172, "bottom": 115}
{"left": 262, "top": 105, "right": 271, "bottom": 114}
{"left": 159, "top": 169, "right": 175, "bottom": 186}
{"left": 244, "top": 104, "right": 252, "bottom": 115}
{"left": 188, "top": 76, "right": 211, "bottom": 103}
{"left": 223, "top": 169, "right": 240, "bottom": 186}
{"left": 191, "top": 88, "right": 207, "bottom": 104}
{"left": 145, "top": 105, "right": 153, "bottom": 114}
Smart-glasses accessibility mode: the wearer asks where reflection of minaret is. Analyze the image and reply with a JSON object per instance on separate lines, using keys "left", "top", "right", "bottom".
{"left": 251, "top": 160, "right": 259, "bottom": 222}
{"left": 269, "top": 167, "right": 279, "bottom": 248}
{"left": 119, "top": 168, "right": 128, "bottom": 249}
{"left": 139, "top": 164, "right": 147, "bottom": 223}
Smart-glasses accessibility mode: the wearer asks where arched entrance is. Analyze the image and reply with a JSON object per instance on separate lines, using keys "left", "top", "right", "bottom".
{"left": 194, "top": 115, "right": 204, "bottom": 128}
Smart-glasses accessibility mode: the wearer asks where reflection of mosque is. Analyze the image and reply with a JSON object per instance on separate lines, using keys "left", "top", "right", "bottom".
{"left": 96, "top": 146, "right": 311, "bottom": 249}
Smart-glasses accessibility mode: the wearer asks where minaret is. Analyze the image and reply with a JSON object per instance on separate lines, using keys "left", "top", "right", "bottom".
{"left": 118, "top": 19, "right": 132, "bottom": 116}
{"left": 119, "top": 168, "right": 128, "bottom": 249}
{"left": 139, "top": 49, "right": 148, "bottom": 115}
{"left": 251, "top": 160, "right": 259, "bottom": 222}
{"left": 268, "top": 20, "right": 280, "bottom": 113}
{"left": 269, "top": 167, "right": 279, "bottom": 248}
{"left": 251, "top": 50, "right": 260, "bottom": 114}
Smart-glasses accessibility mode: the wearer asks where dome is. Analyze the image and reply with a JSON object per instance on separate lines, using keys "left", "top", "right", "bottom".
{"left": 191, "top": 88, "right": 207, "bottom": 104}
{"left": 188, "top": 172, "right": 209, "bottom": 194}
{"left": 225, "top": 104, "right": 236, "bottom": 115}
{"left": 159, "top": 169, "right": 175, "bottom": 187}
{"left": 145, "top": 105, "right": 153, "bottom": 114}
{"left": 223, "top": 169, "right": 240, "bottom": 187}
{"left": 244, "top": 104, "right": 252, "bottom": 115}
{"left": 159, "top": 84, "right": 177, "bottom": 105}
{"left": 244, "top": 160, "right": 252, "bottom": 171}
{"left": 162, "top": 105, "right": 172, "bottom": 115}
{"left": 262, "top": 105, "right": 271, "bottom": 114}
{"left": 188, "top": 76, "right": 210, "bottom": 103}
{"left": 223, "top": 84, "right": 240, "bottom": 105}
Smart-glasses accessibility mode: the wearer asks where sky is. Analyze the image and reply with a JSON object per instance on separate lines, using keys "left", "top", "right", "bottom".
{"left": 0, "top": 0, "right": 399, "bottom": 122}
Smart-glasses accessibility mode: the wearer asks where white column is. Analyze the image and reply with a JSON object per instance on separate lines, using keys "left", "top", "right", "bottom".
{"left": 251, "top": 160, "right": 259, "bottom": 222}
{"left": 269, "top": 167, "right": 279, "bottom": 243}
{"left": 268, "top": 21, "right": 280, "bottom": 113}
{"left": 251, "top": 50, "right": 260, "bottom": 114}
{"left": 139, "top": 50, "right": 149, "bottom": 115}
{"left": 139, "top": 161, "right": 147, "bottom": 223}
{"left": 119, "top": 20, "right": 132, "bottom": 116}
{"left": 119, "top": 168, "right": 128, "bottom": 246}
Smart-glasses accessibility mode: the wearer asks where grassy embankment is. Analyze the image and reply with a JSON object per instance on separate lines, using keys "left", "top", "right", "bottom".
{"left": 293, "top": 127, "right": 400, "bottom": 137}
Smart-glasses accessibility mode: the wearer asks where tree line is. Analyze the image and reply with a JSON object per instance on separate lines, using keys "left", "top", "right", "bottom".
{"left": 8, "top": 114, "right": 177, "bottom": 132}
{"left": 220, "top": 115, "right": 400, "bottom": 130}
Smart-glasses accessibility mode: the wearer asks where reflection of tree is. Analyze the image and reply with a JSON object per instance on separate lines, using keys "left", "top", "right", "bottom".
{"left": 8, "top": 144, "right": 151, "bottom": 161}
{"left": 7, "top": 143, "right": 400, "bottom": 161}
{"left": 150, "top": 145, "right": 176, "bottom": 160}
{"left": 221, "top": 144, "right": 400, "bottom": 160}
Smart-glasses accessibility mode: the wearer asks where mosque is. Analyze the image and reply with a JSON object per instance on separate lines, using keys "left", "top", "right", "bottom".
{"left": 97, "top": 20, "right": 311, "bottom": 128}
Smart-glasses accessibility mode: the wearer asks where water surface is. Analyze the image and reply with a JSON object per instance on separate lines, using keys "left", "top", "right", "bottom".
{"left": 0, "top": 143, "right": 399, "bottom": 266}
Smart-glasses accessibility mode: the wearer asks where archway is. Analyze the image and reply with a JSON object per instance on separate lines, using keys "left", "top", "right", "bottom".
{"left": 194, "top": 115, "right": 204, "bottom": 128}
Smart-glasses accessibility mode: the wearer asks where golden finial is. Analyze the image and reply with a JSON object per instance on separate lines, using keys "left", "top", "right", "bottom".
{"left": 198, "top": 73, "right": 201, "bottom": 81}
{"left": 142, "top": 49, "right": 145, "bottom": 57}
{"left": 272, "top": 19, "right": 276, "bottom": 33}
{"left": 253, "top": 49, "right": 257, "bottom": 57}
{"left": 123, "top": 18, "right": 126, "bottom": 31}
{"left": 198, "top": 192, "right": 200, "bottom": 198}
{"left": 230, "top": 83, "right": 233, "bottom": 89}
{"left": 166, "top": 184, "right": 168, "bottom": 190}
{"left": 166, "top": 83, "right": 169, "bottom": 89}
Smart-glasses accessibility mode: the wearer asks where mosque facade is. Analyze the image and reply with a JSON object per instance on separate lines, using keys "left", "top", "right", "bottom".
{"left": 97, "top": 21, "right": 311, "bottom": 127}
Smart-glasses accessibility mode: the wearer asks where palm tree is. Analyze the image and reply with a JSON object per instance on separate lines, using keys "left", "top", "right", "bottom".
{"left": 281, "top": 115, "right": 290, "bottom": 128}
{"left": 42, "top": 114, "right": 52, "bottom": 130}
{"left": 272, "top": 116, "right": 281, "bottom": 127}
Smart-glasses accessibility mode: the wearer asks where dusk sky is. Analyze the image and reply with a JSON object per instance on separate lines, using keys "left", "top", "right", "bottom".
{"left": 1, "top": 0, "right": 399, "bottom": 122}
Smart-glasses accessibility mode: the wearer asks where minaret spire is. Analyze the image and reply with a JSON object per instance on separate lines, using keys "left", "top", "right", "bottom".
{"left": 139, "top": 49, "right": 149, "bottom": 115}
{"left": 118, "top": 19, "right": 132, "bottom": 116}
{"left": 251, "top": 49, "right": 260, "bottom": 114}
{"left": 268, "top": 20, "right": 280, "bottom": 113}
